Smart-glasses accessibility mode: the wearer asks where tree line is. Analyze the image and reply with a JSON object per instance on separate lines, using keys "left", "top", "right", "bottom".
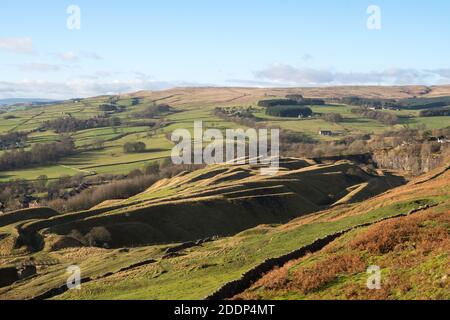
{"left": 419, "top": 107, "right": 450, "bottom": 117}
{"left": 266, "top": 105, "right": 313, "bottom": 118}
{"left": 43, "top": 160, "right": 205, "bottom": 213}
{"left": 99, "top": 103, "right": 125, "bottom": 113}
{"left": 0, "top": 131, "right": 28, "bottom": 150}
{"left": 258, "top": 96, "right": 325, "bottom": 108}
{"left": 134, "top": 103, "right": 172, "bottom": 119}
{"left": 333, "top": 96, "right": 397, "bottom": 109}
{"left": 41, "top": 116, "right": 122, "bottom": 133}
{"left": 351, "top": 108, "right": 399, "bottom": 125}
{"left": 0, "top": 136, "right": 75, "bottom": 171}
{"left": 214, "top": 107, "right": 259, "bottom": 128}
{"left": 123, "top": 141, "right": 146, "bottom": 153}
{"left": 280, "top": 126, "right": 449, "bottom": 175}
{"left": 332, "top": 96, "right": 450, "bottom": 111}
{"left": 285, "top": 94, "right": 325, "bottom": 105}
{"left": 321, "top": 113, "right": 343, "bottom": 123}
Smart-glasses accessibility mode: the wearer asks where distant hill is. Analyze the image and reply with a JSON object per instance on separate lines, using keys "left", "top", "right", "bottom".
{"left": 0, "top": 98, "right": 57, "bottom": 106}
{"left": 125, "top": 85, "right": 450, "bottom": 105}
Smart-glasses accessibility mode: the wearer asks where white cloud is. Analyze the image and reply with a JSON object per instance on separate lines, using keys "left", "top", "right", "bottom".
{"left": 252, "top": 64, "right": 447, "bottom": 86}
{"left": 427, "top": 68, "right": 450, "bottom": 79}
{"left": 81, "top": 51, "right": 103, "bottom": 60}
{"left": 254, "top": 64, "right": 334, "bottom": 84}
{"left": 301, "top": 54, "right": 313, "bottom": 61}
{"left": 58, "top": 51, "right": 103, "bottom": 62}
{"left": 76, "top": 70, "right": 122, "bottom": 80}
{"left": 59, "top": 51, "right": 79, "bottom": 62}
{"left": 0, "top": 37, "right": 34, "bottom": 54}
{"left": 15, "top": 63, "right": 62, "bottom": 72}
{"left": 226, "top": 79, "right": 286, "bottom": 87}
{"left": 0, "top": 78, "right": 198, "bottom": 99}
{"left": 95, "top": 70, "right": 118, "bottom": 78}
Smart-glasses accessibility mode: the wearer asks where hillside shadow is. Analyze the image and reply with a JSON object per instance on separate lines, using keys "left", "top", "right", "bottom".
{"left": 142, "top": 148, "right": 171, "bottom": 153}
{"left": 0, "top": 174, "right": 14, "bottom": 180}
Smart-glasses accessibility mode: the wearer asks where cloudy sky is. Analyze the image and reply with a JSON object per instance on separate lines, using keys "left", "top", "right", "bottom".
{"left": 1, "top": 0, "right": 450, "bottom": 99}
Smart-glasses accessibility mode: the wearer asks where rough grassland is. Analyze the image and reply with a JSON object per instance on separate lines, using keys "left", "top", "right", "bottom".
{"left": 234, "top": 166, "right": 450, "bottom": 300}
{"left": 236, "top": 205, "right": 449, "bottom": 300}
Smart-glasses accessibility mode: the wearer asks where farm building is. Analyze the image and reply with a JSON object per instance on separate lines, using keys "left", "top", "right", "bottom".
{"left": 319, "top": 130, "right": 333, "bottom": 136}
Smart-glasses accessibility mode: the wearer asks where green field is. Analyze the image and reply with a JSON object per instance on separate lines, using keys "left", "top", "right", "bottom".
{"left": 0, "top": 88, "right": 449, "bottom": 300}
{"left": 0, "top": 94, "right": 448, "bottom": 181}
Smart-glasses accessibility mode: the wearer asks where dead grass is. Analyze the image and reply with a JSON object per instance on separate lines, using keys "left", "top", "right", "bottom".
{"left": 237, "top": 205, "right": 450, "bottom": 300}
{"left": 125, "top": 86, "right": 450, "bottom": 107}
{"left": 349, "top": 210, "right": 450, "bottom": 255}
{"left": 248, "top": 253, "right": 366, "bottom": 295}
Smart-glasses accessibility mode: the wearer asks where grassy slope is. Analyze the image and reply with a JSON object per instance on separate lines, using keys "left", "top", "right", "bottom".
{"left": 237, "top": 172, "right": 450, "bottom": 300}
{"left": 3, "top": 159, "right": 403, "bottom": 251}
{"left": 236, "top": 205, "right": 449, "bottom": 300}
{"left": 0, "top": 162, "right": 446, "bottom": 300}
{"left": 59, "top": 166, "right": 450, "bottom": 300}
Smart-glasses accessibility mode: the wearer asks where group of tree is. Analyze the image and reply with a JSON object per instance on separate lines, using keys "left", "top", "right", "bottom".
{"left": 41, "top": 116, "right": 122, "bottom": 133}
{"left": 334, "top": 96, "right": 397, "bottom": 109}
{"left": 131, "top": 98, "right": 140, "bottom": 106}
{"left": 99, "top": 104, "right": 125, "bottom": 113}
{"left": 134, "top": 103, "right": 171, "bottom": 119}
{"left": 0, "top": 131, "right": 28, "bottom": 150}
{"left": 43, "top": 160, "right": 205, "bottom": 213}
{"left": 351, "top": 108, "right": 399, "bottom": 125}
{"left": 334, "top": 95, "right": 450, "bottom": 111}
{"left": 258, "top": 99, "right": 298, "bottom": 108}
{"left": 0, "top": 179, "right": 35, "bottom": 211}
{"left": 280, "top": 126, "right": 449, "bottom": 175}
{"left": 0, "top": 157, "right": 207, "bottom": 213}
{"left": 214, "top": 107, "right": 259, "bottom": 128}
{"left": 321, "top": 113, "right": 343, "bottom": 123}
{"left": 258, "top": 96, "right": 325, "bottom": 108}
{"left": 266, "top": 105, "right": 313, "bottom": 118}
{"left": 419, "top": 107, "right": 450, "bottom": 117}
{"left": 123, "top": 141, "right": 146, "bottom": 153}
{"left": 215, "top": 106, "right": 257, "bottom": 118}
{"left": 0, "top": 136, "right": 75, "bottom": 171}
{"left": 285, "top": 94, "right": 325, "bottom": 105}
{"left": 397, "top": 96, "right": 450, "bottom": 110}
{"left": 0, "top": 172, "right": 85, "bottom": 211}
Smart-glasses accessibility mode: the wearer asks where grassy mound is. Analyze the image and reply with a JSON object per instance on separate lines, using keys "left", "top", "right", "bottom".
{"left": 7, "top": 159, "right": 403, "bottom": 250}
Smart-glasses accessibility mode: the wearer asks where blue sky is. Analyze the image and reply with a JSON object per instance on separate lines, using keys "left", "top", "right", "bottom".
{"left": 1, "top": 0, "right": 450, "bottom": 98}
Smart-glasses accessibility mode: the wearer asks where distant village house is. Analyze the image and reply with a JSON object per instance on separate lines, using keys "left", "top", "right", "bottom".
{"left": 438, "top": 136, "right": 449, "bottom": 144}
{"left": 319, "top": 130, "right": 333, "bottom": 136}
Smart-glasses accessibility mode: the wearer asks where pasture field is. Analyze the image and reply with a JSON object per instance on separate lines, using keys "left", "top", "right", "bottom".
{"left": 0, "top": 87, "right": 449, "bottom": 300}
{"left": 0, "top": 87, "right": 449, "bottom": 181}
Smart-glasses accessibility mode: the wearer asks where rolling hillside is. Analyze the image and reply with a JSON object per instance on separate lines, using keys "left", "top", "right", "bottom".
{"left": 1, "top": 85, "right": 449, "bottom": 181}
{"left": 1, "top": 158, "right": 448, "bottom": 300}
{"left": 235, "top": 163, "right": 450, "bottom": 300}
{"left": 0, "top": 85, "right": 449, "bottom": 300}
{"left": 0, "top": 158, "right": 404, "bottom": 255}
